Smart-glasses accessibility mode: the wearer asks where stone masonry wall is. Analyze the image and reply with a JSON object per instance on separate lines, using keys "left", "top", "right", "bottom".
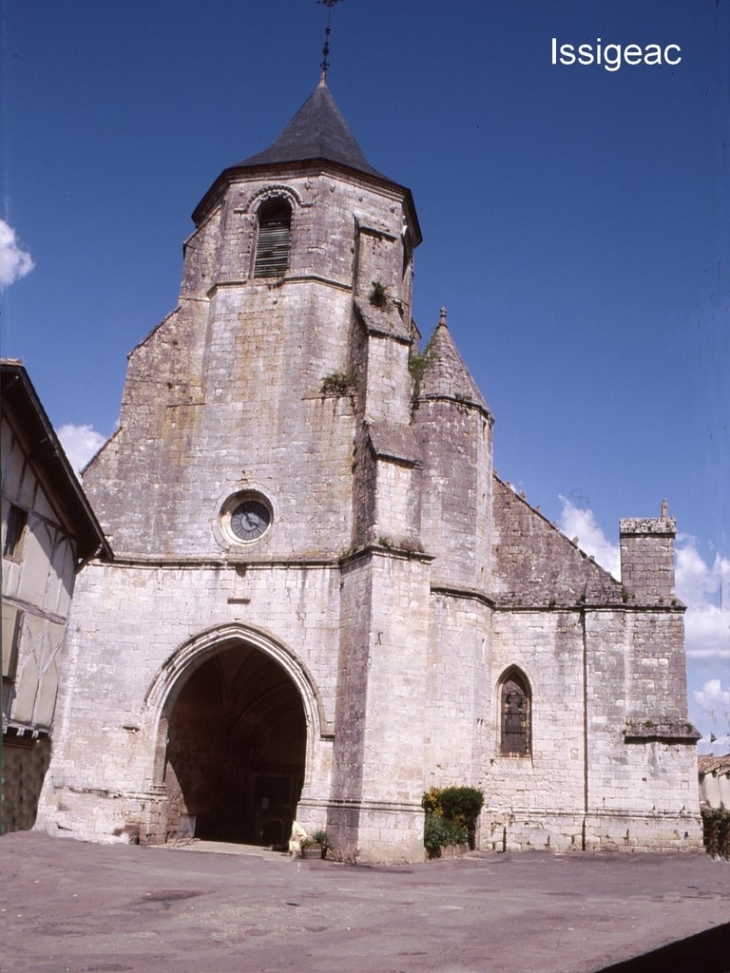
{"left": 37, "top": 558, "right": 343, "bottom": 842}
{"left": 482, "top": 604, "right": 700, "bottom": 852}
{"left": 620, "top": 516, "right": 677, "bottom": 604}
{"left": 492, "top": 478, "right": 621, "bottom": 606}
{"left": 415, "top": 399, "right": 493, "bottom": 592}
{"left": 83, "top": 168, "right": 412, "bottom": 562}
{"left": 487, "top": 610, "right": 586, "bottom": 822}
{"left": 424, "top": 592, "right": 492, "bottom": 788}
{"left": 330, "top": 548, "right": 431, "bottom": 862}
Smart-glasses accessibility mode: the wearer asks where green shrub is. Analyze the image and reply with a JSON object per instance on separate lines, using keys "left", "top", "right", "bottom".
{"left": 424, "top": 814, "right": 468, "bottom": 857}
{"left": 421, "top": 787, "right": 443, "bottom": 817}
{"left": 437, "top": 787, "right": 484, "bottom": 828}
{"left": 422, "top": 786, "right": 484, "bottom": 855}
{"left": 312, "top": 829, "right": 330, "bottom": 857}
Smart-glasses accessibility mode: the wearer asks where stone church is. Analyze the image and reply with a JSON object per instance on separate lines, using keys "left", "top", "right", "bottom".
{"left": 37, "top": 80, "right": 701, "bottom": 861}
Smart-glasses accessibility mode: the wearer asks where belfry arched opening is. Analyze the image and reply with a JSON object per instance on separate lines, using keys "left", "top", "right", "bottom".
{"left": 162, "top": 641, "right": 306, "bottom": 846}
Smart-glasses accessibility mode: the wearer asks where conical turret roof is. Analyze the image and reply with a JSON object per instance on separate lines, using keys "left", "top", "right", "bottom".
{"left": 418, "top": 310, "right": 492, "bottom": 416}
{"left": 238, "top": 78, "right": 387, "bottom": 179}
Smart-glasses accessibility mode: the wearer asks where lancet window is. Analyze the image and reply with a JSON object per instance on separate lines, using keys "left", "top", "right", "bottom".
{"left": 499, "top": 669, "right": 531, "bottom": 756}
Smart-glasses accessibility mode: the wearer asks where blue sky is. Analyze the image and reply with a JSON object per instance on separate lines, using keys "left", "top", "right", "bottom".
{"left": 1, "top": 0, "right": 728, "bottom": 747}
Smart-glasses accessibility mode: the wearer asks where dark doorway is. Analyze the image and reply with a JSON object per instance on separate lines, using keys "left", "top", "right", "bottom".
{"left": 163, "top": 642, "right": 306, "bottom": 845}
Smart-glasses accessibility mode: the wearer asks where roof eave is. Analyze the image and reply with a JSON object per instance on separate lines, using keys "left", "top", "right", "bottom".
{"left": 191, "top": 158, "right": 422, "bottom": 246}
{"left": 0, "top": 361, "right": 113, "bottom": 563}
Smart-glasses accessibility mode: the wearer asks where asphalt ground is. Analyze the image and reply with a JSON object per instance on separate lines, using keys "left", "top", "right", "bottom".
{"left": 0, "top": 831, "right": 728, "bottom": 973}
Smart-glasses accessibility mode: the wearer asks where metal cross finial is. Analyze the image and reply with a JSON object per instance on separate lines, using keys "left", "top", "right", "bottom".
{"left": 318, "top": 0, "right": 344, "bottom": 80}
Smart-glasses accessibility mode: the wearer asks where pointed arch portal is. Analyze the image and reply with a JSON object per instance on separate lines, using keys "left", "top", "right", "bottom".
{"left": 150, "top": 628, "right": 314, "bottom": 846}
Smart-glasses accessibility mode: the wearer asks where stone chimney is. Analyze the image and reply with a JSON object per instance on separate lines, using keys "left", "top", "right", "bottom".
{"left": 619, "top": 500, "right": 677, "bottom": 604}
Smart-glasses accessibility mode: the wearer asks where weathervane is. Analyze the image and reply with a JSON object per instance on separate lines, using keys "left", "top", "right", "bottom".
{"left": 318, "top": 0, "right": 344, "bottom": 79}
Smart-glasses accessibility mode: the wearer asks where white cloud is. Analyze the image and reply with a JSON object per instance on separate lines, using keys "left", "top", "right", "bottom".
{"left": 0, "top": 219, "right": 34, "bottom": 290}
{"left": 694, "top": 678, "right": 730, "bottom": 711}
{"left": 558, "top": 497, "right": 621, "bottom": 579}
{"left": 676, "top": 538, "right": 728, "bottom": 605}
{"left": 678, "top": 540, "right": 729, "bottom": 749}
{"left": 677, "top": 537, "right": 730, "bottom": 661}
{"left": 57, "top": 423, "right": 106, "bottom": 475}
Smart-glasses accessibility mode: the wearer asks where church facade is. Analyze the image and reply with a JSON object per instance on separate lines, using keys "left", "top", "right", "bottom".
{"left": 37, "top": 82, "right": 701, "bottom": 861}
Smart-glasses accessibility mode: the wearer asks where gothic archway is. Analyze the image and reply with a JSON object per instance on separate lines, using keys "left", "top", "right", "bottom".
{"left": 146, "top": 625, "right": 320, "bottom": 846}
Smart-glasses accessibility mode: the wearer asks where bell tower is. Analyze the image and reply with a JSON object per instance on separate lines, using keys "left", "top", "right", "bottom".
{"left": 63, "top": 77, "right": 432, "bottom": 861}
{"left": 83, "top": 79, "right": 421, "bottom": 566}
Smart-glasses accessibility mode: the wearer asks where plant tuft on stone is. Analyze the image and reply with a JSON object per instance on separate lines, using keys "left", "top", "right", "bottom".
{"left": 369, "top": 280, "right": 387, "bottom": 308}
{"left": 320, "top": 371, "right": 357, "bottom": 397}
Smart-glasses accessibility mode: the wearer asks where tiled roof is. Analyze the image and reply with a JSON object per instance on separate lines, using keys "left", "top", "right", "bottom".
{"left": 699, "top": 754, "right": 730, "bottom": 777}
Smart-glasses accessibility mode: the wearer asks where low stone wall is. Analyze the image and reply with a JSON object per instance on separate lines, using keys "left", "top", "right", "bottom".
{"left": 482, "top": 809, "right": 703, "bottom": 853}
{"left": 434, "top": 842, "right": 470, "bottom": 860}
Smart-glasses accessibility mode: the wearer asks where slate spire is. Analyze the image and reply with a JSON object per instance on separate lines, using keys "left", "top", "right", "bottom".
{"left": 193, "top": 77, "right": 419, "bottom": 242}
{"left": 238, "top": 79, "right": 388, "bottom": 180}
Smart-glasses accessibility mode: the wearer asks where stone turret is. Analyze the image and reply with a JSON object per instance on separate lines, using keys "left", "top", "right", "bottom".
{"left": 620, "top": 500, "right": 678, "bottom": 605}
{"left": 414, "top": 309, "right": 494, "bottom": 590}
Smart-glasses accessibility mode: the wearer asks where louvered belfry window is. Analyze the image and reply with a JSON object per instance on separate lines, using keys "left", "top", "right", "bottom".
{"left": 254, "top": 197, "right": 292, "bottom": 278}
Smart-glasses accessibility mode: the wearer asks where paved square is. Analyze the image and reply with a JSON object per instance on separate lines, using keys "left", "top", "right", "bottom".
{"left": 1, "top": 832, "right": 728, "bottom": 972}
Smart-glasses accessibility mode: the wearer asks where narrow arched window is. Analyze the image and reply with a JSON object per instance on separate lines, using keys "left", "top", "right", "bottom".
{"left": 254, "top": 197, "right": 292, "bottom": 278}
{"left": 500, "top": 670, "right": 531, "bottom": 756}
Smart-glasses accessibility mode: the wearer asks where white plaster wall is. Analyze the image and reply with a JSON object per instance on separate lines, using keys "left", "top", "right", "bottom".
{"left": 1, "top": 419, "right": 76, "bottom": 731}
{"left": 701, "top": 771, "right": 730, "bottom": 809}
